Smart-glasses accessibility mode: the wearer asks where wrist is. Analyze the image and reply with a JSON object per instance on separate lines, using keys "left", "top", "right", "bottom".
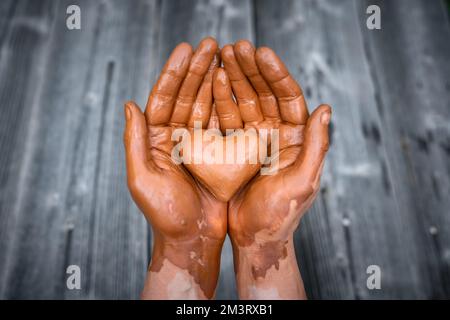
{"left": 231, "top": 236, "right": 307, "bottom": 300}
{"left": 231, "top": 234, "right": 294, "bottom": 276}
{"left": 142, "top": 233, "right": 224, "bottom": 300}
{"left": 150, "top": 235, "right": 224, "bottom": 277}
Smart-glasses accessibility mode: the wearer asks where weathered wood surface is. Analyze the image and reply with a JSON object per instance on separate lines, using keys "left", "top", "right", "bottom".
{"left": 0, "top": 0, "right": 449, "bottom": 299}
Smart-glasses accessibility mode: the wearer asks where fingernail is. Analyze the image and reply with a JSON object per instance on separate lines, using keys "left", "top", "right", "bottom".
{"left": 321, "top": 112, "right": 330, "bottom": 125}
{"left": 125, "top": 104, "right": 131, "bottom": 120}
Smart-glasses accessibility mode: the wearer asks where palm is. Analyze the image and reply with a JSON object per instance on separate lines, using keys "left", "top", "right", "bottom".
{"left": 124, "top": 38, "right": 227, "bottom": 243}
{"left": 216, "top": 41, "right": 330, "bottom": 245}
{"left": 150, "top": 125, "right": 226, "bottom": 240}
{"left": 229, "top": 120, "right": 305, "bottom": 243}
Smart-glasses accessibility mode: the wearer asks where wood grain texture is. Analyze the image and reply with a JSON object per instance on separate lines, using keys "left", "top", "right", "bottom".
{"left": 0, "top": 0, "right": 449, "bottom": 299}
{"left": 256, "top": 0, "right": 450, "bottom": 299}
{"left": 0, "top": 0, "right": 58, "bottom": 299}
{"left": 358, "top": 0, "right": 450, "bottom": 299}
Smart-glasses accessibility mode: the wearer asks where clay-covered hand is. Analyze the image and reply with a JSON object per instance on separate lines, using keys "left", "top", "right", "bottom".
{"left": 124, "top": 37, "right": 227, "bottom": 299}
{"left": 216, "top": 40, "right": 332, "bottom": 299}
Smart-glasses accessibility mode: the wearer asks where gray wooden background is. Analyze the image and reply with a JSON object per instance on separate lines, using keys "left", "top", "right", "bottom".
{"left": 0, "top": 0, "right": 449, "bottom": 299}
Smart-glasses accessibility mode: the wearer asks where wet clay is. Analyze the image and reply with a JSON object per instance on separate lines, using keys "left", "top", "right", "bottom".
{"left": 222, "top": 41, "right": 331, "bottom": 299}
{"left": 182, "top": 127, "right": 262, "bottom": 201}
{"left": 235, "top": 238, "right": 306, "bottom": 299}
{"left": 249, "top": 240, "right": 288, "bottom": 279}
{"left": 124, "top": 37, "right": 331, "bottom": 300}
{"left": 124, "top": 37, "right": 228, "bottom": 299}
{"left": 148, "top": 233, "right": 224, "bottom": 299}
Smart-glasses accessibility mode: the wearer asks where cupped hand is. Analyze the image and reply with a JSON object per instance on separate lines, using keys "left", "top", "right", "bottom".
{"left": 218, "top": 41, "right": 331, "bottom": 280}
{"left": 124, "top": 37, "right": 226, "bottom": 299}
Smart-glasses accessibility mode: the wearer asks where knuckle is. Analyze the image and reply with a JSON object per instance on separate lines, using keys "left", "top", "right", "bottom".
{"left": 297, "top": 182, "right": 315, "bottom": 199}
{"left": 127, "top": 174, "right": 146, "bottom": 197}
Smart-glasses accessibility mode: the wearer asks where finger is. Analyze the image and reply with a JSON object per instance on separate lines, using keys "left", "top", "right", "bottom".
{"left": 255, "top": 47, "right": 309, "bottom": 125}
{"left": 145, "top": 42, "right": 193, "bottom": 125}
{"left": 234, "top": 40, "right": 280, "bottom": 121}
{"left": 291, "top": 104, "right": 331, "bottom": 183}
{"left": 170, "top": 37, "right": 218, "bottom": 127}
{"left": 213, "top": 68, "right": 243, "bottom": 132}
{"left": 221, "top": 45, "right": 263, "bottom": 124}
{"left": 124, "top": 101, "right": 152, "bottom": 174}
{"left": 188, "top": 51, "right": 220, "bottom": 128}
{"left": 207, "top": 104, "right": 220, "bottom": 130}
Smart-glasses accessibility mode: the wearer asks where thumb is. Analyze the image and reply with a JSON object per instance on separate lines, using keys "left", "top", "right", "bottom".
{"left": 290, "top": 104, "right": 331, "bottom": 188}
{"left": 123, "top": 101, "right": 151, "bottom": 174}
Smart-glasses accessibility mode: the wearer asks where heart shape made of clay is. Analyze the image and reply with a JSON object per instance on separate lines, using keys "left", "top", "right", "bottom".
{"left": 179, "top": 128, "right": 262, "bottom": 202}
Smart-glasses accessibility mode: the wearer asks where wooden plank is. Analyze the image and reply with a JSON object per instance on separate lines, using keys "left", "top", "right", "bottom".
{"left": 254, "top": 0, "right": 444, "bottom": 299}
{"left": 1, "top": 0, "right": 448, "bottom": 300}
{"left": 157, "top": 0, "right": 254, "bottom": 300}
{"left": 59, "top": 0, "right": 159, "bottom": 299}
{"left": 157, "top": 0, "right": 254, "bottom": 59}
{"left": 90, "top": 0, "right": 163, "bottom": 299}
{"left": 0, "top": 0, "right": 57, "bottom": 299}
{"left": 0, "top": 0, "right": 16, "bottom": 48}
{"left": 0, "top": 0, "right": 156, "bottom": 299}
{"left": 358, "top": 0, "right": 450, "bottom": 298}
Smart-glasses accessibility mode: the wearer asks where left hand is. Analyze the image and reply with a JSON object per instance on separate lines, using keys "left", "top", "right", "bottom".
{"left": 124, "top": 37, "right": 227, "bottom": 299}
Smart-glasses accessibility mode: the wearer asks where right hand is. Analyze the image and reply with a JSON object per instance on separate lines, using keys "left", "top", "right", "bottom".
{"left": 215, "top": 41, "right": 331, "bottom": 299}
{"left": 215, "top": 40, "right": 331, "bottom": 248}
